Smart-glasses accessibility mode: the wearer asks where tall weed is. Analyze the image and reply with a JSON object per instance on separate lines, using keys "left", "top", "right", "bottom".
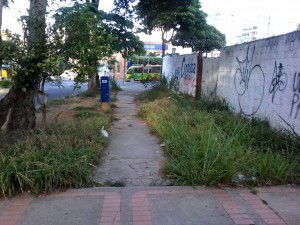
{"left": 138, "top": 88, "right": 299, "bottom": 186}
{"left": 0, "top": 114, "right": 110, "bottom": 197}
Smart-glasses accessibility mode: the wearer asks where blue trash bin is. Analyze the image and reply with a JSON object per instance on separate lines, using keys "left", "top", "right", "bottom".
{"left": 100, "top": 76, "right": 110, "bottom": 103}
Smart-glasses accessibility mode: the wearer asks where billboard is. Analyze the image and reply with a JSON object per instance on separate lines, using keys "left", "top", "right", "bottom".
{"left": 144, "top": 43, "right": 168, "bottom": 51}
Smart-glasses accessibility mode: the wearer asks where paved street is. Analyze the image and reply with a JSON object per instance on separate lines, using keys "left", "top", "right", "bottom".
{"left": 0, "top": 78, "right": 87, "bottom": 104}
{"left": 0, "top": 88, "right": 8, "bottom": 100}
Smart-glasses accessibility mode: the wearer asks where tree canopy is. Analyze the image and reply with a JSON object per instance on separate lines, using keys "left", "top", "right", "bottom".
{"left": 128, "top": 55, "right": 162, "bottom": 66}
{"left": 52, "top": 1, "right": 144, "bottom": 92}
{"left": 53, "top": 2, "right": 144, "bottom": 63}
{"left": 135, "top": 0, "right": 225, "bottom": 55}
{"left": 135, "top": 0, "right": 199, "bottom": 56}
{"left": 172, "top": 23, "right": 226, "bottom": 53}
{"left": 52, "top": 2, "right": 115, "bottom": 82}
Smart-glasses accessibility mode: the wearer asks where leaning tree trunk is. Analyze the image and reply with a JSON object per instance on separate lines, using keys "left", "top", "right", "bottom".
{"left": 0, "top": 0, "right": 47, "bottom": 131}
{"left": 0, "top": 82, "right": 38, "bottom": 131}
{"left": 0, "top": 0, "right": 10, "bottom": 131}
{"left": 3, "top": 86, "right": 37, "bottom": 130}
{"left": 0, "top": 0, "right": 4, "bottom": 73}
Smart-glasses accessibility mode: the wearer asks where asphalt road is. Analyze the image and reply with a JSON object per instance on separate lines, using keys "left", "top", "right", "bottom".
{"left": 0, "top": 78, "right": 88, "bottom": 106}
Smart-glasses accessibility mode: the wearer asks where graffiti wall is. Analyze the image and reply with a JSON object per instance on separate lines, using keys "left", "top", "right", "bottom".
{"left": 162, "top": 54, "right": 198, "bottom": 97}
{"left": 201, "top": 30, "right": 300, "bottom": 134}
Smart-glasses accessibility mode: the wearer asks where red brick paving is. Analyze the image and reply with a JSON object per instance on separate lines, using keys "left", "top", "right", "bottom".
{"left": 100, "top": 193, "right": 121, "bottom": 225}
{"left": 0, "top": 186, "right": 298, "bottom": 225}
{"left": 53, "top": 191, "right": 122, "bottom": 225}
{"left": 130, "top": 187, "right": 299, "bottom": 225}
{"left": 213, "top": 190, "right": 255, "bottom": 225}
{"left": 0, "top": 195, "right": 33, "bottom": 225}
{"left": 239, "top": 189, "right": 288, "bottom": 225}
{"left": 132, "top": 192, "right": 153, "bottom": 225}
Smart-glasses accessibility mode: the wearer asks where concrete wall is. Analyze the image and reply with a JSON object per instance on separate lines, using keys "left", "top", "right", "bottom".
{"left": 162, "top": 54, "right": 198, "bottom": 97}
{"left": 202, "top": 58, "right": 220, "bottom": 101}
{"left": 163, "top": 30, "right": 300, "bottom": 134}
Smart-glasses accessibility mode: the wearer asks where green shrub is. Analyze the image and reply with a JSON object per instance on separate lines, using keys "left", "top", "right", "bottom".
{"left": 0, "top": 80, "right": 12, "bottom": 88}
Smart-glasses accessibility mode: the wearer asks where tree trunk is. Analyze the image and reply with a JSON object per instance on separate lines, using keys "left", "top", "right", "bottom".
{"left": 7, "top": 87, "right": 37, "bottom": 130}
{"left": 88, "top": 1, "right": 100, "bottom": 95}
{"left": 0, "top": 84, "right": 37, "bottom": 131}
{"left": 88, "top": 73, "right": 100, "bottom": 95}
{"left": 36, "top": 74, "right": 48, "bottom": 129}
{"left": 0, "top": 0, "right": 47, "bottom": 132}
{"left": 28, "top": 0, "right": 47, "bottom": 44}
{"left": 0, "top": 0, "right": 4, "bottom": 73}
{"left": 161, "top": 30, "right": 166, "bottom": 57}
{"left": 195, "top": 53, "right": 203, "bottom": 99}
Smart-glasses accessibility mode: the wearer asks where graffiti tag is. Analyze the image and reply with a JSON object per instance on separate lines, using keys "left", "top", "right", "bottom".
{"left": 181, "top": 56, "right": 196, "bottom": 85}
{"left": 234, "top": 45, "right": 265, "bottom": 116}
{"left": 269, "top": 61, "right": 287, "bottom": 103}
{"left": 290, "top": 72, "right": 300, "bottom": 119}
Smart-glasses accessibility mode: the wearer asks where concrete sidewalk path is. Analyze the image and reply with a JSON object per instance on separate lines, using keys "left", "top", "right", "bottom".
{"left": 0, "top": 185, "right": 299, "bottom": 225}
{"left": 93, "top": 82, "right": 167, "bottom": 186}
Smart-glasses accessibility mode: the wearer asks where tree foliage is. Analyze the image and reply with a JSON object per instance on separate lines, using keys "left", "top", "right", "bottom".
{"left": 52, "top": 1, "right": 144, "bottom": 93}
{"left": 52, "top": 2, "right": 114, "bottom": 83}
{"left": 128, "top": 55, "right": 162, "bottom": 66}
{"left": 113, "top": 0, "right": 135, "bottom": 17}
{"left": 135, "top": 0, "right": 198, "bottom": 56}
{"left": 103, "top": 12, "right": 145, "bottom": 58}
{"left": 172, "top": 23, "right": 226, "bottom": 52}
{"left": 135, "top": 0, "right": 225, "bottom": 55}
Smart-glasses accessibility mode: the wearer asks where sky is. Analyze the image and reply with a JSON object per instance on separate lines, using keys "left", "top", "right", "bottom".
{"left": 2, "top": 0, "right": 300, "bottom": 46}
{"left": 201, "top": 0, "right": 300, "bottom": 45}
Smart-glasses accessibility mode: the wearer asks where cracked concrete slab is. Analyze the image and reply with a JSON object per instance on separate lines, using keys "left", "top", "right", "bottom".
{"left": 93, "top": 82, "right": 167, "bottom": 186}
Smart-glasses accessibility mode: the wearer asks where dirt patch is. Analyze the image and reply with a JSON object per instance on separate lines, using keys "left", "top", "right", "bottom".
{"left": 35, "top": 96, "right": 101, "bottom": 129}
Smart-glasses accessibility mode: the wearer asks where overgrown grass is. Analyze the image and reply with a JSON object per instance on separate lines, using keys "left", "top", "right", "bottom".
{"left": 136, "top": 84, "right": 172, "bottom": 103}
{"left": 47, "top": 98, "right": 69, "bottom": 106}
{"left": 137, "top": 86, "right": 300, "bottom": 186}
{"left": 72, "top": 106, "right": 98, "bottom": 111}
{"left": 79, "top": 91, "right": 97, "bottom": 97}
{"left": 73, "top": 111, "right": 101, "bottom": 119}
{"left": 0, "top": 110, "right": 110, "bottom": 197}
